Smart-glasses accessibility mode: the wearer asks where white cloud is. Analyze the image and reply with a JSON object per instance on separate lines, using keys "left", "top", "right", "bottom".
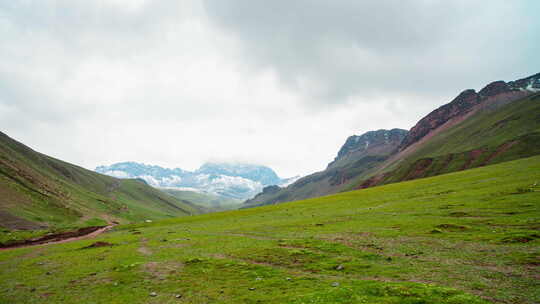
{"left": 1, "top": 1, "right": 539, "bottom": 177}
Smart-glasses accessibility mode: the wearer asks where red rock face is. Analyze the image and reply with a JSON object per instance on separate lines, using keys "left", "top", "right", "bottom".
{"left": 398, "top": 89, "right": 480, "bottom": 151}
{"left": 328, "top": 128, "right": 407, "bottom": 168}
{"left": 478, "top": 81, "right": 510, "bottom": 97}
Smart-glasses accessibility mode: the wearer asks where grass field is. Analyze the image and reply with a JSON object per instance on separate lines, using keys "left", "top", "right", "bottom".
{"left": 1, "top": 156, "right": 539, "bottom": 303}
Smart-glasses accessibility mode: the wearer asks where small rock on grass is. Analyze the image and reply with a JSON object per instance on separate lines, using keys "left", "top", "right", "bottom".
{"left": 332, "top": 282, "right": 339, "bottom": 287}
{"left": 150, "top": 292, "right": 157, "bottom": 297}
{"left": 175, "top": 294, "right": 182, "bottom": 298}
{"left": 335, "top": 264, "right": 344, "bottom": 270}
{"left": 249, "top": 287, "right": 256, "bottom": 291}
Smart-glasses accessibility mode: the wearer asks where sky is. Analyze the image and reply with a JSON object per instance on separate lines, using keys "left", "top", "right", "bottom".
{"left": 1, "top": 1, "right": 539, "bottom": 177}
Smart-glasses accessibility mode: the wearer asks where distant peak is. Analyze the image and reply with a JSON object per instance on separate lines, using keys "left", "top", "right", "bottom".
{"left": 328, "top": 128, "right": 408, "bottom": 168}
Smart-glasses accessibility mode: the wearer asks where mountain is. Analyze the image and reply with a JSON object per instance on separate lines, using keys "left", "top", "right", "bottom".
{"left": 0, "top": 132, "right": 201, "bottom": 231}
{"left": 96, "top": 162, "right": 294, "bottom": 201}
{"left": 244, "top": 72, "right": 540, "bottom": 207}
{"left": 244, "top": 128, "right": 407, "bottom": 206}
{"left": 328, "top": 128, "right": 408, "bottom": 169}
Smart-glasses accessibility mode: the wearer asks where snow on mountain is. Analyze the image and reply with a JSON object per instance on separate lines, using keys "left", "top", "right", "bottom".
{"left": 95, "top": 161, "right": 296, "bottom": 200}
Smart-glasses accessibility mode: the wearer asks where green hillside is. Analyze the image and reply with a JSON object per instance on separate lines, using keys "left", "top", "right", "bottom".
{"left": 162, "top": 189, "right": 241, "bottom": 211}
{"left": 1, "top": 156, "right": 538, "bottom": 303}
{"left": 0, "top": 132, "right": 201, "bottom": 234}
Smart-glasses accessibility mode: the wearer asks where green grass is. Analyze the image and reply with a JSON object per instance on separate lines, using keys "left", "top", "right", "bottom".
{"left": 1, "top": 156, "right": 539, "bottom": 303}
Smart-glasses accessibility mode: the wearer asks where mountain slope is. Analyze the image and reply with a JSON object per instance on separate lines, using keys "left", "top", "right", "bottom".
{"left": 245, "top": 72, "right": 540, "bottom": 207}
{"left": 0, "top": 132, "right": 201, "bottom": 230}
{"left": 356, "top": 78, "right": 540, "bottom": 189}
{"left": 162, "top": 188, "right": 241, "bottom": 211}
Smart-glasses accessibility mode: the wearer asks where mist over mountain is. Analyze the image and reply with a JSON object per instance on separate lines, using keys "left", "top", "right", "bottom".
{"left": 95, "top": 162, "right": 299, "bottom": 200}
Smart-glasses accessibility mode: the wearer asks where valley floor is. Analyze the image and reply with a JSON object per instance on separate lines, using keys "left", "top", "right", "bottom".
{"left": 1, "top": 156, "right": 539, "bottom": 303}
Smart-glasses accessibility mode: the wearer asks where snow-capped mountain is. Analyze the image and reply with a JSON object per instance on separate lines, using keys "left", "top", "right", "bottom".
{"left": 95, "top": 162, "right": 297, "bottom": 200}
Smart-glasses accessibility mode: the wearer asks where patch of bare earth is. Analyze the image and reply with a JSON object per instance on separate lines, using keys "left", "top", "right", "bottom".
{"left": 142, "top": 261, "right": 184, "bottom": 280}
{"left": 0, "top": 225, "right": 115, "bottom": 250}
{"left": 137, "top": 246, "right": 153, "bottom": 256}
{"left": 481, "top": 140, "right": 518, "bottom": 165}
{"left": 461, "top": 149, "right": 486, "bottom": 170}
{"left": 403, "top": 158, "right": 433, "bottom": 180}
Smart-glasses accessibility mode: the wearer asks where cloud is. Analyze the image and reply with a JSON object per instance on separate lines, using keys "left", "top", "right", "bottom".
{"left": 1, "top": 1, "right": 539, "bottom": 177}
{"left": 203, "top": 0, "right": 540, "bottom": 102}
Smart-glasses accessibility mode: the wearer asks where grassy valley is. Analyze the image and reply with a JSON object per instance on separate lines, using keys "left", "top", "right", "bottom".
{"left": 1, "top": 156, "right": 538, "bottom": 303}
{"left": 2, "top": 3, "right": 539, "bottom": 304}
{"left": 162, "top": 189, "right": 241, "bottom": 211}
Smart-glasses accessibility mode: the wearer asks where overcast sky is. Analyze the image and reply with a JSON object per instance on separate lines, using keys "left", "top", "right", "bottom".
{"left": 1, "top": 1, "right": 539, "bottom": 177}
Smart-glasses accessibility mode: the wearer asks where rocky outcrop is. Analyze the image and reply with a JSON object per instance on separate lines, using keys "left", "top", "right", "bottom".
{"left": 508, "top": 72, "right": 540, "bottom": 91}
{"left": 478, "top": 81, "right": 511, "bottom": 97}
{"left": 328, "top": 129, "right": 407, "bottom": 169}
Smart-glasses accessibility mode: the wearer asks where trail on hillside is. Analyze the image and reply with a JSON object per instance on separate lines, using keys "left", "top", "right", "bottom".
{"left": 0, "top": 224, "right": 116, "bottom": 251}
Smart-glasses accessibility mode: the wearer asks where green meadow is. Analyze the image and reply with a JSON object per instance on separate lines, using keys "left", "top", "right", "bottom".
{"left": 1, "top": 156, "right": 539, "bottom": 304}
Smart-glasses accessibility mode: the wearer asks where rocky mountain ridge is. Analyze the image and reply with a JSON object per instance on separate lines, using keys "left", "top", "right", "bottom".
{"left": 96, "top": 162, "right": 296, "bottom": 200}
{"left": 328, "top": 129, "right": 408, "bottom": 169}
{"left": 244, "top": 128, "right": 406, "bottom": 207}
{"left": 398, "top": 73, "right": 540, "bottom": 151}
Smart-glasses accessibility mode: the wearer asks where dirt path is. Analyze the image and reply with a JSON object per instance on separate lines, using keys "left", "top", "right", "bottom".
{"left": 0, "top": 224, "right": 116, "bottom": 251}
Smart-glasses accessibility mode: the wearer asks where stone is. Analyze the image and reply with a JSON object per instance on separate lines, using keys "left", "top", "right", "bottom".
{"left": 150, "top": 292, "right": 157, "bottom": 297}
